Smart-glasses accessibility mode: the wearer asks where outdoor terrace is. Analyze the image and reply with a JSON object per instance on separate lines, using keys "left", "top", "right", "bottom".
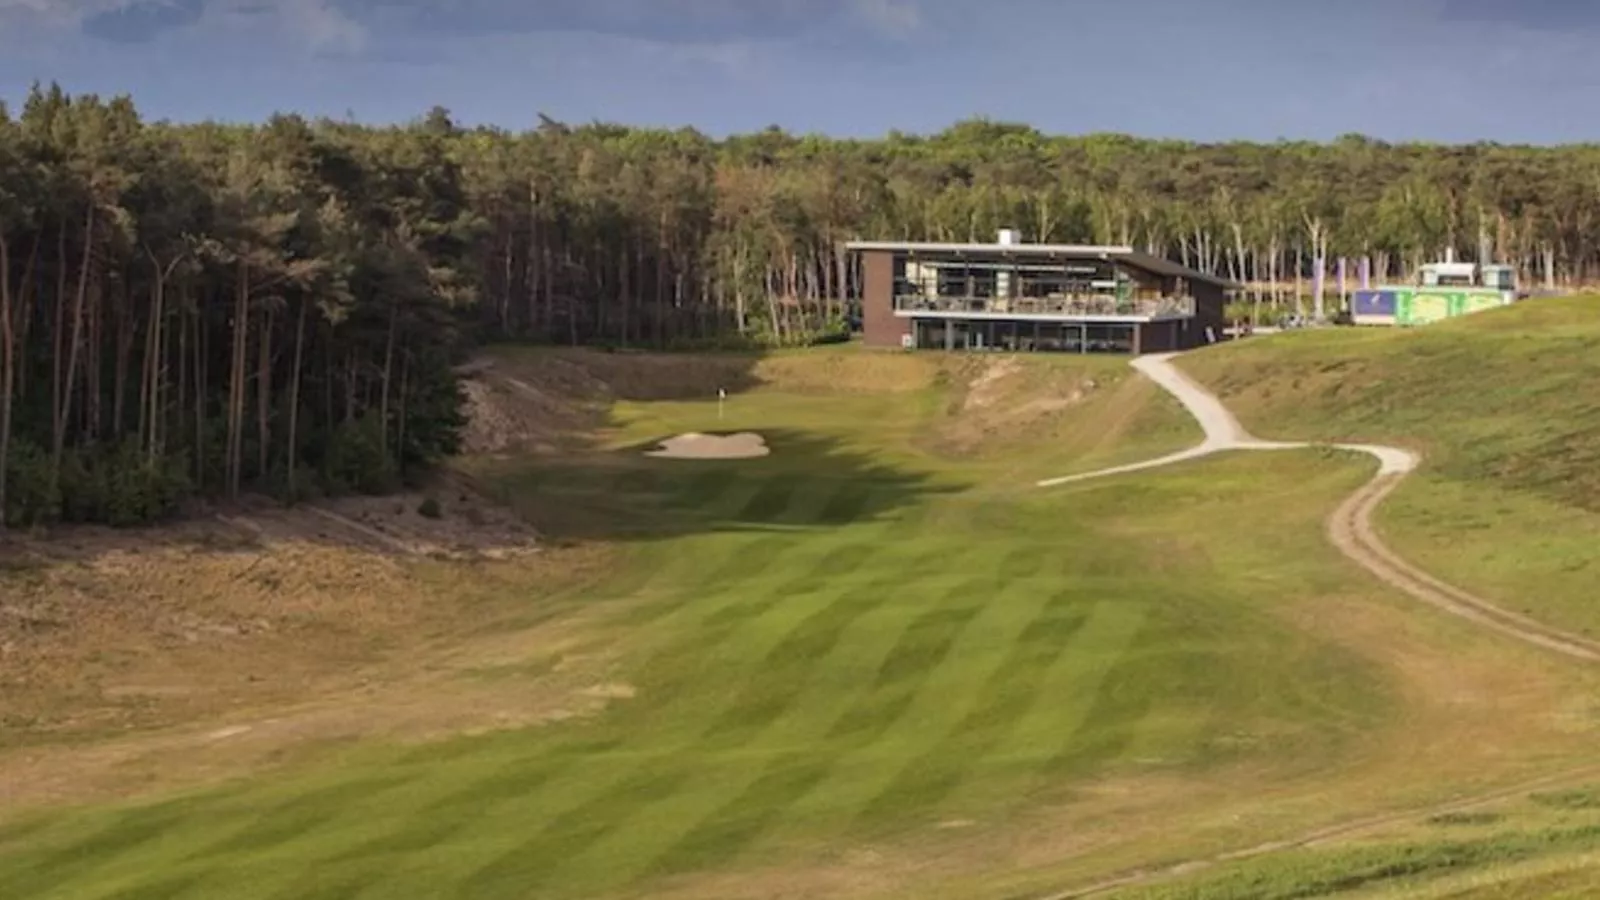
{"left": 893, "top": 293, "right": 1196, "bottom": 320}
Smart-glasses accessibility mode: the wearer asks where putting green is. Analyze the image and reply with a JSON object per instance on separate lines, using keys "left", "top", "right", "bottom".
{"left": 0, "top": 356, "right": 1472, "bottom": 900}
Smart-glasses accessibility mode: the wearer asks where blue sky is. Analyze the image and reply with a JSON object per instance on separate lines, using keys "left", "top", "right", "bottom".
{"left": 1, "top": 0, "right": 1595, "bottom": 142}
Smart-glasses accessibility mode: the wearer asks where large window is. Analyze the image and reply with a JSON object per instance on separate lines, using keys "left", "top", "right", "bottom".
{"left": 912, "top": 319, "right": 1137, "bottom": 354}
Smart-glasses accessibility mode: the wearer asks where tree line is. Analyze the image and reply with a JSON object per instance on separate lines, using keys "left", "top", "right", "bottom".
{"left": 4, "top": 85, "right": 1596, "bottom": 528}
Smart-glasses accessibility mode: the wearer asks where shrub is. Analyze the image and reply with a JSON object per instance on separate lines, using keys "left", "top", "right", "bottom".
{"left": 54, "top": 441, "right": 190, "bottom": 527}
{"left": 2, "top": 438, "right": 61, "bottom": 527}
{"left": 322, "top": 417, "right": 398, "bottom": 496}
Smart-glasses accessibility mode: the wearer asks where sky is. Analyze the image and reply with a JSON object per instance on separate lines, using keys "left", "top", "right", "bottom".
{"left": 0, "top": 0, "right": 1597, "bottom": 143}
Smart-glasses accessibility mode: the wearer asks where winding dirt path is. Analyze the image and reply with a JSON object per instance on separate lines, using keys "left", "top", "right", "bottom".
{"left": 1038, "top": 352, "right": 1600, "bottom": 664}
{"left": 1027, "top": 352, "right": 1600, "bottom": 899}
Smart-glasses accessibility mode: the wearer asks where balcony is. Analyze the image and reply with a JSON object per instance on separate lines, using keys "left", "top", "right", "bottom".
{"left": 893, "top": 294, "right": 1195, "bottom": 320}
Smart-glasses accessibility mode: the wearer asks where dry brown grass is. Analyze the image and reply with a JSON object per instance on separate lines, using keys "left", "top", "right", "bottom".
{"left": 751, "top": 350, "right": 940, "bottom": 394}
{"left": 920, "top": 354, "right": 1183, "bottom": 468}
{"left": 0, "top": 383, "right": 584, "bottom": 809}
{"left": 0, "top": 530, "right": 621, "bottom": 808}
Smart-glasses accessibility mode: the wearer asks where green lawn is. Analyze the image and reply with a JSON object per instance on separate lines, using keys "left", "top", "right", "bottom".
{"left": 0, "top": 347, "right": 1589, "bottom": 900}
{"left": 1177, "top": 297, "right": 1600, "bottom": 639}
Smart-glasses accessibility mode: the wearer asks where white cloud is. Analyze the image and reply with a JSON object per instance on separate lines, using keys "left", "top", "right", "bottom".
{"left": 273, "top": 0, "right": 366, "bottom": 52}
{"left": 0, "top": 0, "right": 364, "bottom": 52}
{"left": 848, "top": 0, "right": 919, "bottom": 38}
{"left": 0, "top": 0, "right": 117, "bottom": 28}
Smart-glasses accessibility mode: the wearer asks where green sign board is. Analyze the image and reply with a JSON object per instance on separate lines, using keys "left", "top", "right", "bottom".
{"left": 1385, "top": 288, "right": 1512, "bottom": 325}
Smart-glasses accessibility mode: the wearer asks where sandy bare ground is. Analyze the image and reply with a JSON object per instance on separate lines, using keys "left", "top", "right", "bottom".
{"left": 1040, "top": 352, "right": 1600, "bottom": 664}
{"left": 646, "top": 432, "right": 771, "bottom": 459}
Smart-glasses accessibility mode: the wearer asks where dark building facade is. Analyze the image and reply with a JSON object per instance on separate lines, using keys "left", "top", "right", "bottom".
{"left": 848, "top": 233, "right": 1236, "bottom": 354}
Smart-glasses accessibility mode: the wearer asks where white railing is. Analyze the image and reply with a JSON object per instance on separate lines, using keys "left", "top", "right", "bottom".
{"left": 894, "top": 294, "right": 1195, "bottom": 318}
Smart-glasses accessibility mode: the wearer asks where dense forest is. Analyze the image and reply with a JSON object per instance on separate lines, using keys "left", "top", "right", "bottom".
{"left": 2, "top": 83, "right": 1596, "bottom": 528}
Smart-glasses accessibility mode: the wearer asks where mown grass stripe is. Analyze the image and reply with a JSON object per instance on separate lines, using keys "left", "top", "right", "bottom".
{"left": 368, "top": 542, "right": 939, "bottom": 889}
{"left": 839, "top": 578, "right": 1067, "bottom": 832}
{"left": 1005, "top": 598, "right": 1155, "bottom": 790}
{"left": 641, "top": 752, "right": 835, "bottom": 878}
{"left": 625, "top": 513, "right": 939, "bottom": 700}
{"left": 854, "top": 592, "right": 1096, "bottom": 824}
{"left": 0, "top": 800, "right": 198, "bottom": 899}
{"left": 184, "top": 774, "right": 413, "bottom": 860}
{"left": 773, "top": 555, "right": 1058, "bottom": 837}
{"left": 624, "top": 487, "right": 897, "bottom": 635}
{"left": 452, "top": 759, "right": 695, "bottom": 898}
{"left": 735, "top": 478, "right": 799, "bottom": 523}
{"left": 484, "top": 543, "right": 971, "bottom": 894}
{"left": 824, "top": 601, "right": 990, "bottom": 744}
{"left": 696, "top": 537, "right": 881, "bottom": 631}
{"left": 815, "top": 483, "right": 878, "bottom": 526}
{"left": 889, "top": 586, "right": 1113, "bottom": 816}
{"left": 618, "top": 475, "right": 776, "bottom": 601}
{"left": 571, "top": 556, "right": 983, "bottom": 888}
{"left": 314, "top": 744, "right": 617, "bottom": 868}
{"left": 699, "top": 573, "right": 917, "bottom": 745}
{"left": 300, "top": 565, "right": 894, "bottom": 895}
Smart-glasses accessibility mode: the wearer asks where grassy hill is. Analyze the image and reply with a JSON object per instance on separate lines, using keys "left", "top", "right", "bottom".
{"left": 1178, "top": 296, "right": 1600, "bottom": 639}
{"left": 2, "top": 345, "right": 1598, "bottom": 900}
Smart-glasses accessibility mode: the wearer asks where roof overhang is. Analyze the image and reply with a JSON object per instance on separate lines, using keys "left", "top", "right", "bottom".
{"left": 843, "top": 241, "right": 1241, "bottom": 290}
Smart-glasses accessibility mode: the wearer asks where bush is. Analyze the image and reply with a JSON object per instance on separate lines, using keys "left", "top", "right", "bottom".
{"left": 417, "top": 496, "right": 442, "bottom": 519}
{"left": 54, "top": 441, "right": 191, "bottom": 527}
{"left": 322, "top": 417, "right": 398, "bottom": 496}
{"left": 3, "top": 438, "right": 61, "bottom": 527}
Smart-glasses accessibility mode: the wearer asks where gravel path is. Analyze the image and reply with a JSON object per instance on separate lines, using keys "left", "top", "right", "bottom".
{"left": 1038, "top": 352, "right": 1600, "bottom": 664}
{"left": 1029, "top": 350, "right": 1600, "bottom": 900}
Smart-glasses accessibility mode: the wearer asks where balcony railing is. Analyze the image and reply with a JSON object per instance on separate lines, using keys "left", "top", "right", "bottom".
{"left": 894, "top": 294, "right": 1196, "bottom": 318}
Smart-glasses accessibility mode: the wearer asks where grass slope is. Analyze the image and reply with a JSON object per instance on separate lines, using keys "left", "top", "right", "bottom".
{"left": 1111, "top": 784, "right": 1600, "bottom": 899}
{"left": 1, "top": 346, "right": 1596, "bottom": 900}
{"left": 1177, "top": 296, "right": 1600, "bottom": 639}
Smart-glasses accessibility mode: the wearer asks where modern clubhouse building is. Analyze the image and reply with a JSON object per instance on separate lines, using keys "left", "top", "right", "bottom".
{"left": 848, "top": 230, "right": 1237, "bottom": 354}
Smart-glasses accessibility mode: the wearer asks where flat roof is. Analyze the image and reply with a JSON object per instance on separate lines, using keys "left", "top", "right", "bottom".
{"left": 844, "top": 240, "right": 1241, "bottom": 290}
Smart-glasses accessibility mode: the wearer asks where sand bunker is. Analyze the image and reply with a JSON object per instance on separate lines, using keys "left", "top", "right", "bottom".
{"left": 645, "top": 432, "right": 771, "bottom": 460}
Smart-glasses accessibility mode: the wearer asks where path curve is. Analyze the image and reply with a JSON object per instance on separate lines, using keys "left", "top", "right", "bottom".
{"left": 1038, "top": 352, "right": 1600, "bottom": 663}
{"left": 1026, "top": 351, "right": 1600, "bottom": 899}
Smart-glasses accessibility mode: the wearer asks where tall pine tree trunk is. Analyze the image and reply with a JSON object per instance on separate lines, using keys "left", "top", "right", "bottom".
{"left": 286, "top": 297, "right": 307, "bottom": 503}
{"left": 52, "top": 205, "right": 96, "bottom": 500}
{"left": 0, "top": 235, "right": 14, "bottom": 530}
{"left": 13, "top": 233, "right": 37, "bottom": 400}
{"left": 379, "top": 304, "right": 397, "bottom": 466}
{"left": 257, "top": 307, "right": 273, "bottom": 480}
{"left": 396, "top": 354, "right": 409, "bottom": 477}
{"left": 227, "top": 262, "right": 249, "bottom": 498}
{"left": 51, "top": 223, "right": 66, "bottom": 477}
{"left": 194, "top": 302, "right": 206, "bottom": 489}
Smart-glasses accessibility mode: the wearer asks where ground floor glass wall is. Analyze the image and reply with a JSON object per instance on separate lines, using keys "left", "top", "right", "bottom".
{"left": 911, "top": 319, "right": 1137, "bottom": 353}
